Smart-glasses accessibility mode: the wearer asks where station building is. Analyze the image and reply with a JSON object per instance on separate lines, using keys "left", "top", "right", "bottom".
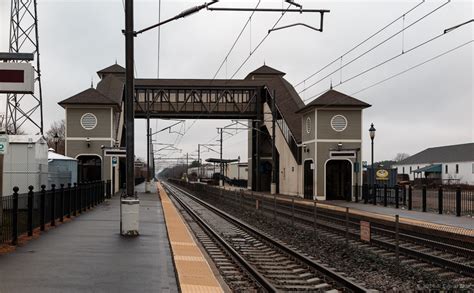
{"left": 59, "top": 63, "right": 371, "bottom": 200}
{"left": 393, "top": 143, "right": 474, "bottom": 185}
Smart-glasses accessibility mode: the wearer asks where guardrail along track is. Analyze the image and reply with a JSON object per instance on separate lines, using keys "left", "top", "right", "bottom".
{"left": 163, "top": 182, "right": 368, "bottom": 293}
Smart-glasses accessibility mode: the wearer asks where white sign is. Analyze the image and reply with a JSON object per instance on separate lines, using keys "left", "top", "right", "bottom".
{"left": 0, "top": 135, "right": 9, "bottom": 155}
{"left": 104, "top": 147, "right": 126, "bottom": 157}
{"left": 0, "top": 63, "right": 34, "bottom": 94}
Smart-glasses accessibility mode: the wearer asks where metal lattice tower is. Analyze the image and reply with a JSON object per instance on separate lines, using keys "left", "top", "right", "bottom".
{"left": 7, "top": 0, "right": 43, "bottom": 134}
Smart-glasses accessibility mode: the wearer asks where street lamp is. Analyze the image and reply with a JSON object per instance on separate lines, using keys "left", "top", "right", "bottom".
{"left": 53, "top": 133, "right": 59, "bottom": 153}
{"left": 369, "top": 123, "right": 376, "bottom": 204}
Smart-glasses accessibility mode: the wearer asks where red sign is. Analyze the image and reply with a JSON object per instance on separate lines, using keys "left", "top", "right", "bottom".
{"left": 0, "top": 70, "right": 24, "bottom": 83}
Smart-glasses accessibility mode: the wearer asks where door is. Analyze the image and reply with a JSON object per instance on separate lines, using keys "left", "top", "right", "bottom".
{"left": 77, "top": 155, "right": 102, "bottom": 182}
{"left": 326, "top": 160, "right": 351, "bottom": 200}
{"left": 304, "top": 160, "right": 314, "bottom": 199}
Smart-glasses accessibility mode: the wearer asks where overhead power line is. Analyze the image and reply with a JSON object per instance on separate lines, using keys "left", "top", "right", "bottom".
{"left": 351, "top": 40, "right": 473, "bottom": 95}
{"left": 298, "top": 0, "right": 450, "bottom": 95}
{"left": 303, "top": 19, "right": 472, "bottom": 102}
{"left": 212, "top": 0, "right": 262, "bottom": 80}
{"left": 294, "top": 0, "right": 425, "bottom": 88}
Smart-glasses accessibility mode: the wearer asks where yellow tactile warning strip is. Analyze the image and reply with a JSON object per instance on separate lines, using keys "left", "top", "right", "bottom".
{"left": 158, "top": 182, "right": 224, "bottom": 293}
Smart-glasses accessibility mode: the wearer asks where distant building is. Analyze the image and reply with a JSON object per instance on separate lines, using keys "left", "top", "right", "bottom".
{"left": 225, "top": 162, "right": 248, "bottom": 181}
{"left": 48, "top": 148, "right": 78, "bottom": 188}
{"left": 392, "top": 143, "right": 474, "bottom": 185}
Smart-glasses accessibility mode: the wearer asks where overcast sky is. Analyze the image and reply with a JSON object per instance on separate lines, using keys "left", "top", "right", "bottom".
{"left": 1, "top": 0, "right": 472, "bottom": 171}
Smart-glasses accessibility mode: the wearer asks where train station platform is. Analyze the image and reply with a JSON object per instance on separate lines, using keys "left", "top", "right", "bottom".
{"left": 0, "top": 183, "right": 179, "bottom": 293}
{"left": 216, "top": 184, "right": 473, "bottom": 236}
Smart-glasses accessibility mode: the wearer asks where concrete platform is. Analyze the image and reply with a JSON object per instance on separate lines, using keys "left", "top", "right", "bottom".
{"left": 0, "top": 183, "right": 178, "bottom": 293}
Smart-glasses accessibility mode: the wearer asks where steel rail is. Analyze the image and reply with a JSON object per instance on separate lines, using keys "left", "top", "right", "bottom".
{"left": 166, "top": 185, "right": 277, "bottom": 292}
{"left": 166, "top": 182, "right": 368, "bottom": 292}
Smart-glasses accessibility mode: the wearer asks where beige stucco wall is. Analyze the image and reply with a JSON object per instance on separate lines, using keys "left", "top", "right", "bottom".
{"left": 66, "top": 107, "right": 112, "bottom": 138}
{"left": 263, "top": 103, "right": 301, "bottom": 196}
{"left": 317, "top": 109, "right": 361, "bottom": 140}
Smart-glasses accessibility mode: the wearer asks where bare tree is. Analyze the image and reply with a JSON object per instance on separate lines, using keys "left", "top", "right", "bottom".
{"left": 45, "top": 120, "right": 65, "bottom": 155}
{"left": 394, "top": 152, "right": 410, "bottom": 162}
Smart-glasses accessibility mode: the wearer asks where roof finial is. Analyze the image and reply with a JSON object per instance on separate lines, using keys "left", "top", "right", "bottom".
{"left": 330, "top": 79, "right": 333, "bottom": 89}
{"left": 90, "top": 77, "right": 94, "bottom": 88}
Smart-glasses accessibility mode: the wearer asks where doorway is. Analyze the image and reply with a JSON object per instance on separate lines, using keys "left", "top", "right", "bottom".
{"left": 77, "top": 155, "right": 102, "bottom": 182}
{"left": 304, "top": 160, "right": 314, "bottom": 199}
{"left": 326, "top": 160, "right": 351, "bottom": 200}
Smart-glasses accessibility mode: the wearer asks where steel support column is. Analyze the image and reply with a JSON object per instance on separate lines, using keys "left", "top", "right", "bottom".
{"left": 271, "top": 90, "right": 277, "bottom": 195}
{"left": 125, "top": 0, "right": 135, "bottom": 197}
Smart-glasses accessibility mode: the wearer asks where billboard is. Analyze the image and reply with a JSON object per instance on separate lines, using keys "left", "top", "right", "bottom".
{"left": 0, "top": 62, "right": 34, "bottom": 94}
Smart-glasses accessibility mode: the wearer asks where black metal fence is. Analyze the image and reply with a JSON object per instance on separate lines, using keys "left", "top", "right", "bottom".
{"left": 356, "top": 184, "right": 473, "bottom": 217}
{"left": 1, "top": 180, "right": 112, "bottom": 245}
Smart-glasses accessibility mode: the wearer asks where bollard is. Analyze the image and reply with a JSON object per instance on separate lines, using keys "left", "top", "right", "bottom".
{"left": 40, "top": 185, "right": 46, "bottom": 231}
{"left": 422, "top": 185, "right": 427, "bottom": 212}
{"left": 395, "top": 185, "right": 399, "bottom": 209}
{"left": 27, "top": 185, "right": 34, "bottom": 237}
{"left": 438, "top": 186, "right": 443, "bottom": 215}
{"left": 67, "top": 183, "right": 72, "bottom": 218}
{"left": 383, "top": 184, "right": 388, "bottom": 207}
{"left": 408, "top": 185, "right": 412, "bottom": 210}
{"left": 59, "top": 184, "right": 64, "bottom": 222}
{"left": 12, "top": 187, "right": 19, "bottom": 245}
{"left": 51, "top": 184, "right": 56, "bottom": 226}
{"left": 73, "top": 183, "right": 77, "bottom": 217}
{"left": 455, "top": 186, "right": 461, "bottom": 217}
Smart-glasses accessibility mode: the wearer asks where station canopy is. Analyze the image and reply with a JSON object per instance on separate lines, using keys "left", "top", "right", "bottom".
{"left": 412, "top": 164, "right": 442, "bottom": 173}
{"left": 205, "top": 158, "right": 239, "bottom": 164}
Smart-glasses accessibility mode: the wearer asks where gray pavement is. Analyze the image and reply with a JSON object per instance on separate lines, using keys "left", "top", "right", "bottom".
{"left": 329, "top": 200, "right": 473, "bottom": 230}
{"left": 0, "top": 183, "right": 178, "bottom": 293}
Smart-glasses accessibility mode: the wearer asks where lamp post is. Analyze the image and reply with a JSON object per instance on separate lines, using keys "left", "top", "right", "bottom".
{"left": 369, "top": 123, "right": 376, "bottom": 204}
{"left": 53, "top": 133, "right": 59, "bottom": 153}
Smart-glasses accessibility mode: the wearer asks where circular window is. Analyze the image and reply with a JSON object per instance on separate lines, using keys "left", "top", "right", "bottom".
{"left": 330, "top": 115, "right": 347, "bottom": 132}
{"left": 306, "top": 117, "right": 311, "bottom": 134}
{"left": 80, "top": 113, "right": 97, "bottom": 130}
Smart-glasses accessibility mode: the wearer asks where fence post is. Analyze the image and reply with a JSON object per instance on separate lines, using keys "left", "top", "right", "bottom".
{"left": 438, "top": 186, "right": 443, "bottom": 215}
{"left": 355, "top": 182, "right": 359, "bottom": 203}
{"left": 51, "top": 184, "right": 56, "bottom": 226}
{"left": 422, "top": 185, "right": 427, "bottom": 212}
{"left": 273, "top": 195, "right": 276, "bottom": 221}
{"left": 27, "top": 185, "right": 34, "bottom": 237}
{"left": 372, "top": 184, "right": 377, "bottom": 205}
{"left": 11, "top": 187, "right": 19, "bottom": 245}
{"left": 402, "top": 185, "right": 407, "bottom": 206}
{"left": 345, "top": 207, "right": 349, "bottom": 247}
{"left": 408, "top": 185, "right": 412, "bottom": 210}
{"left": 395, "top": 215, "right": 400, "bottom": 266}
{"left": 67, "top": 183, "right": 72, "bottom": 218}
{"left": 395, "top": 185, "right": 399, "bottom": 209}
{"left": 291, "top": 198, "right": 295, "bottom": 228}
{"left": 59, "top": 184, "right": 64, "bottom": 222}
{"left": 383, "top": 184, "right": 388, "bottom": 207}
{"left": 456, "top": 186, "right": 461, "bottom": 217}
{"left": 40, "top": 185, "right": 46, "bottom": 231}
{"left": 313, "top": 201, "right": 317, "bottom": 236}
{"left": 73, "top": 183, "right": 77, "bottom": 217}
{"left": 363, "top": 184, "right": 368, "bottom": 204}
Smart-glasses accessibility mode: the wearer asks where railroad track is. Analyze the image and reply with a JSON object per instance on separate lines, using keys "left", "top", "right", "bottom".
{"left": 163, "top": 182, "right": 368, "bottom": 292}
{"left": 177, "top": 183, "right": 473, "bottom": 284}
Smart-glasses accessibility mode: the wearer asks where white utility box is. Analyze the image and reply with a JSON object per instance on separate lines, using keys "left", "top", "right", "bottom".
{"left": 121, "top": 198, "right": 140, "bottom": 236}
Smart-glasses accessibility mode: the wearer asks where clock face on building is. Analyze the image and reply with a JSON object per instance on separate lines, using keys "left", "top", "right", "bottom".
{"left": 306, "top": 117, "right": 311, "bottom": 134}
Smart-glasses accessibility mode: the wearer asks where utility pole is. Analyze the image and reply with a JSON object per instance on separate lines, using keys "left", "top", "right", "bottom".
{"left": 197, "top": 144, "right": 201, "bottom": 181}
{"left": 219, "top": 128, "right": 223, "bottom": 187}
{"left": 186, "top": 152, "right": 189, "bottom": 181}
{"left": 121, "top": 0, "right": 139, "bottom": 236}
{"left": 271, "top": 90, "right": 277, "bottom": 195}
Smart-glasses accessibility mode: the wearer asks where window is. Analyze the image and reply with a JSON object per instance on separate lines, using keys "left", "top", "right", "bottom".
{"left": 306, "top": 117, "right": 312, "bottom": 134}
{"left": 410, "top": 166, "right": 412, "bottom": 173}
{"left": 472, "top": 163, "right": 474, "bottom": 174}
{"left": 80, "top": 113, "right": 97, "bottom": 130}
{"left": 445, "top": 165, "right": 448, "bottom": 174}
{"left": 330, "top": 115, "right": 348, "bottom": 132}
{"left": 402, "top": 167, "right": 405, "bottom": 174}
{"left": 456, "top": 164, "right": 459, "bottom": 174}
